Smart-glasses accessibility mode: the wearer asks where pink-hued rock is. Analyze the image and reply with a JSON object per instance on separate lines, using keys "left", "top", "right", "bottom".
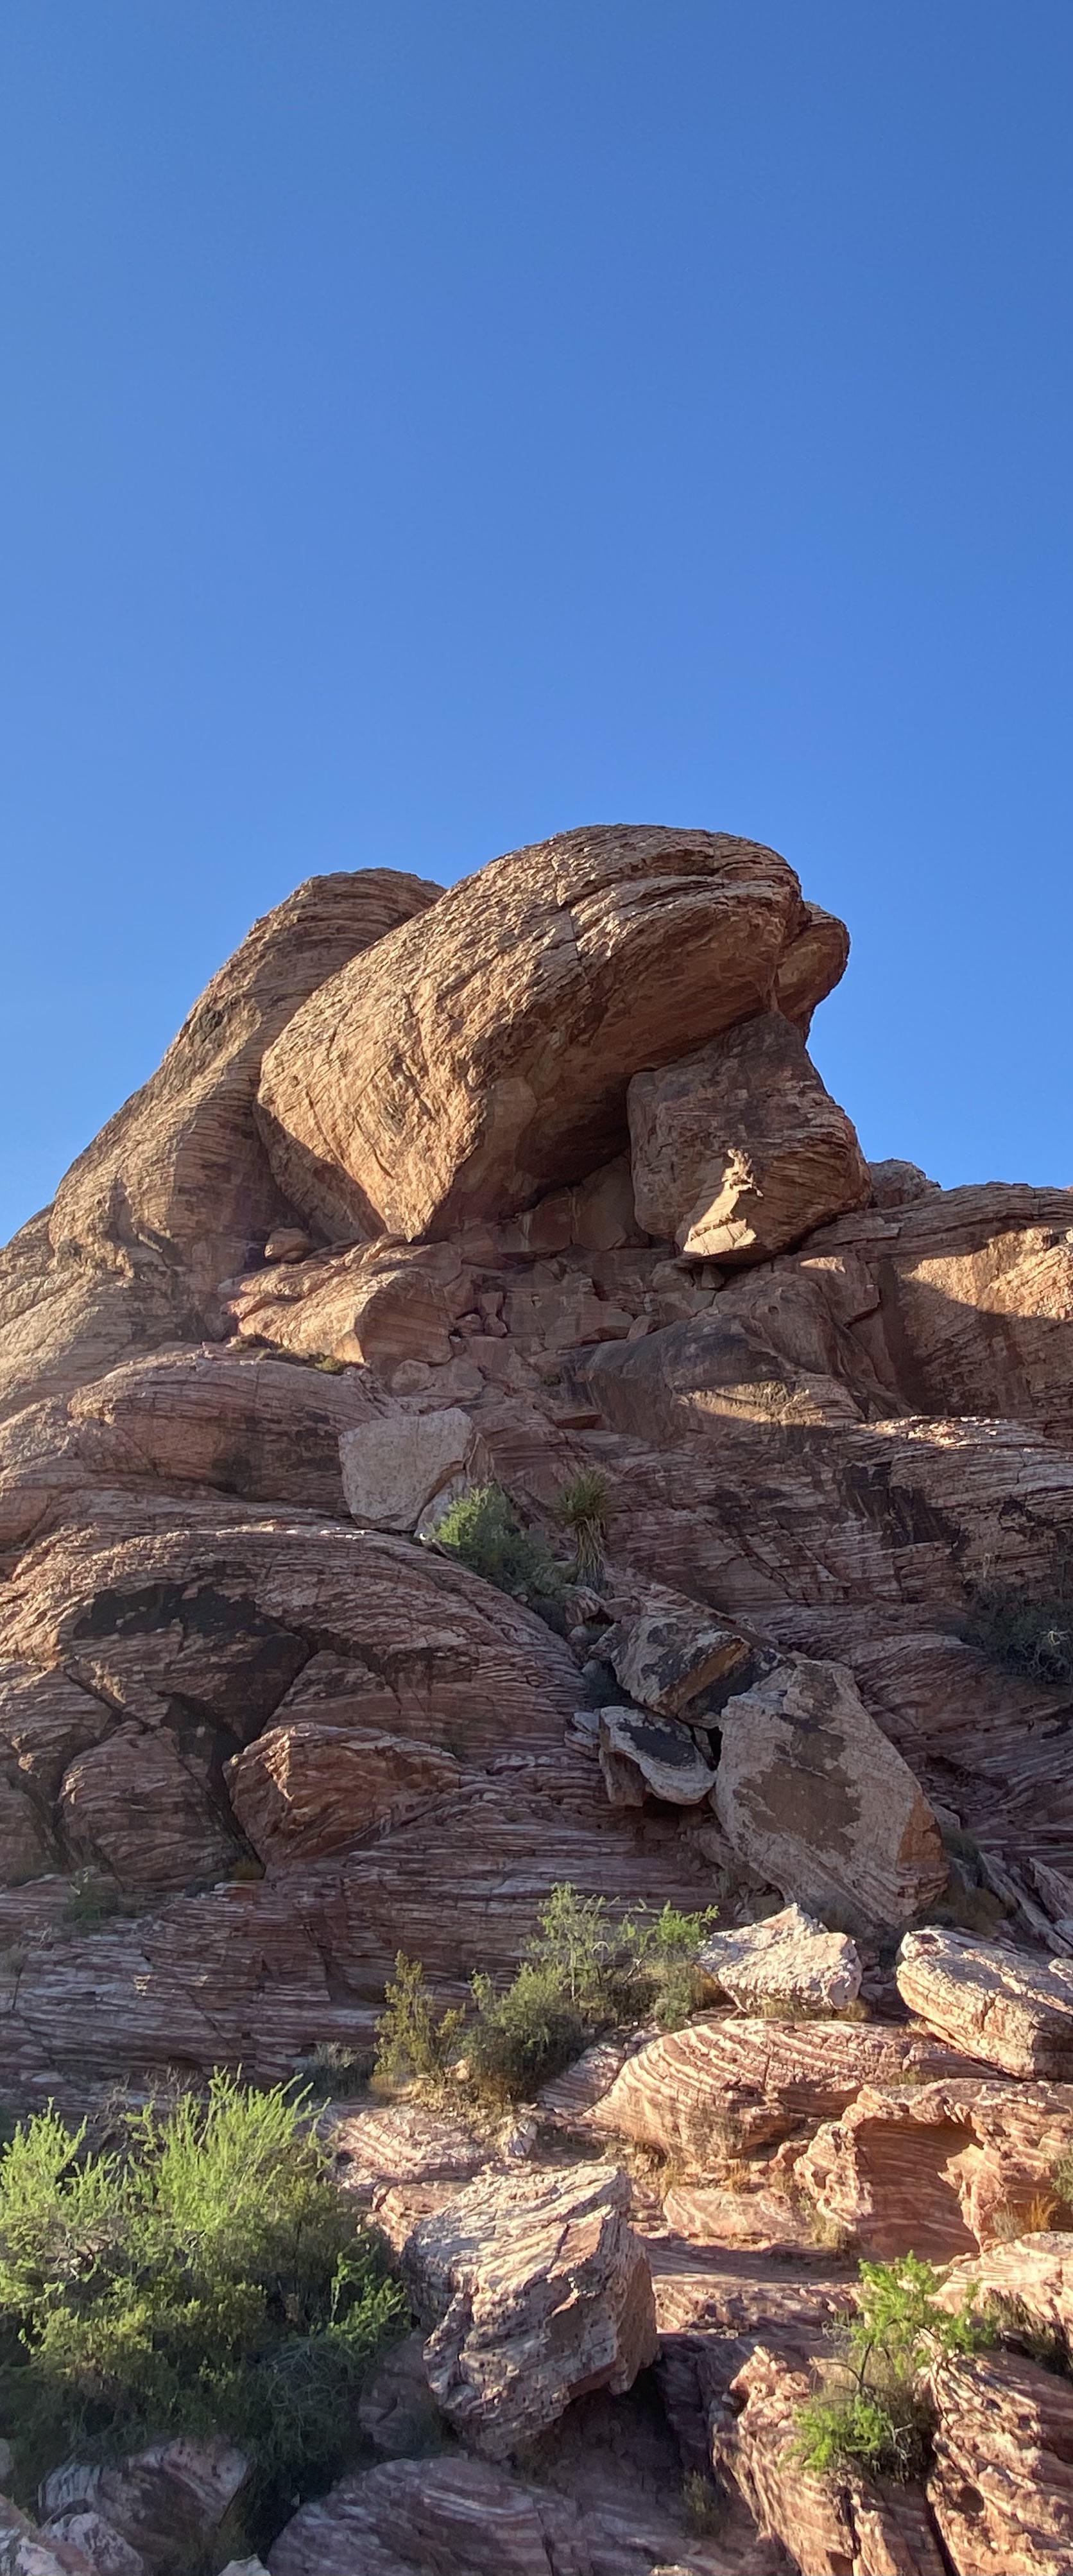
{"left": 588, "top": 2016, "right": 978, "bottom": 2168}
{"left": 226, "top": 1723, "right": 461, "bottom": 1863}
{"left": 897, "top": 1928, "right": 1073, "bottom": 2078}
{"left": 628, "top": 1011, "right": 869, "bottom": 1264}
{"left": 927, "top": 2349, "right": 1073, "bottom": 2576}
{"left": 400, "top": 2161, "right": 657, "bottom": 2455}
{"left": 255, "top": 825, "right": 838, "bottom": 1241}
{"left": 794, "top": 2075, "right": 1073, "bottom": 2260}
{"left": 710, "top": 2342, "right": 947, "bottom": 2576}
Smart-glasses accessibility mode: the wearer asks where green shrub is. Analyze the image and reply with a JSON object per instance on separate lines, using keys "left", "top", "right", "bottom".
{"left": 373, "top": 1951, "right": 465, "bottom": 2090}
{"left": 554, "top": 1469, "right": 612, "bottom": 1584}
{"left": 433, "top": 1483, "right": 566, "bottom": 1618}
{"left": 963, "top": 1571, "right": 1073, "bottom": 1684}
{"left": 465, "top": 1963, "right": 591, "bottom": 2098}
{"left": 796, "top": 2253, "right": 995, "bottom": 2483}
{"left": 465, "top": 1887, "right": 718, "bottom": 2098}
{"left": 0, "top": 2077, "right": 406, "bottom": 2548}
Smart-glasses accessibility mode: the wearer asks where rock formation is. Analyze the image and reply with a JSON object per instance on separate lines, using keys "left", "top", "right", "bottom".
{"left": 3, "top": 818, "right": 1073, "bottom": 2574}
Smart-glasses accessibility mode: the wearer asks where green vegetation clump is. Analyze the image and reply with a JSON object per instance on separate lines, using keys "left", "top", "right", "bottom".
{"left": 963, "top": 1568, "right": 1073, "bottom": 1684}
{"left": 796, "top": 2253, "right": 995, "bottom": 2483}
{"left": 375, "top": 1887, "right": 719, "bottom": 2107}
{"left": 433, "top": 1483, "right": 567, "bottom": 1619}
{"left": 373, "top": 1951, "right": 466, "bottom": 2089}
{"left": 0, "top": 2075, "right": 406, "bottom": 2548}
{"left": 554, "top": 1469, "right": 612, "bottom": 1584}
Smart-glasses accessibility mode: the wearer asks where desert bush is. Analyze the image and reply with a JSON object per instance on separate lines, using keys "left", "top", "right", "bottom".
{"left": 433, "top": 1483, "right": 567, "bottom": 1618}
{"left": 963, "top": 1569, "right": 1073, "bottom": 1684}
{"left": 0, "top": 2075, "right": 406, "bottom": 2547}
{"left": 373, "top": 1952, "right": 465, "bottom": 2089}
{"left": 465, "top": 1887, "right": 718, "bottom": 2098}
{"left": 554, "top": 1469, "right": 612, "bottom": 1584}
{"left": 796, "top": 2253, "right": 995, "bottom": 2482}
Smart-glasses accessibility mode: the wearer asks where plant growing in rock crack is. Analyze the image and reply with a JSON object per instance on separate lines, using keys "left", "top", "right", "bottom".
{"left": 795, "top": 2253, "right": 996, "bottom": 2482}
{"left": 554, "top": 1469, "right": 612, "bottom": 1584}
{"left": 0, "top": 2075, "right": 406, "bottom": 2551}
{"left": 432, "top": 1482, "right": 567, "bottom": 1621}
{"left": 962, "top": 1561, "right": 1073, "bottom": 1685}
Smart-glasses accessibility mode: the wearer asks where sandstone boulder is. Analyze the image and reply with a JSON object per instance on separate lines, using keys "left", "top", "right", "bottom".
{"left": 867, "top": 1159, "right": 940, "bottom": 1208}
{"left": 928, "top": 2349, "right": 1073, "bottom": 2576}
{"left": 939, "top": 2231, "right": 1073, "bottom": 2345}
{"left": 714, "top": 1658, "right": 947, "bottom": 1932}
{"left": 597, "top": 1705, "right": 717, "bottom": 1808}
{"left": 339, "top": 1405, "right": 485, "bottom": 1532}
{"left": 710, "top": 2342, "right": 947, "bottom": 2576}
{"left": 794, "top": 2075, "right": 1073, "bottom": 2260}
{"left": 225, "top": 1723, "right": 461, "bottom": 1863}
{"left": 0, "top": 2492, "right": 100, "bottom": 2575}
{"left": 266, "top": 2452, "right": 712, "bottom": 2576}
{"left": 329, "top": 2104, "right": 487, "bottom": 2202}
{"left": 39, "top": 2439, "right": 247, "bottom": 2576}
{"left": 627, "top": 1010, "right": 869, "bottom": 1263}
{"left": 601, "top": 1605, "right": 757, "bottom": 1718}
{"left": 897, "top": 1928, "right": 1073, "bottom": 2077}
{"left": 588, "top": 2016, "right": 975, "bottom": 2167}
{"left": 400, "top": 2160, "right": 656, "bottom": 2455}
{"left": 696, "top": 1904, "right": 862, "bottom": 2014}
{"left": 255, "top": 824, "right": 842, "bottom": 1241}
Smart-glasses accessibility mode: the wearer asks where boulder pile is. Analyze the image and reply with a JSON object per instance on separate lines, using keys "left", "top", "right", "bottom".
{"left": 3, "top": 820, "right": 1073, "bottom": 2573}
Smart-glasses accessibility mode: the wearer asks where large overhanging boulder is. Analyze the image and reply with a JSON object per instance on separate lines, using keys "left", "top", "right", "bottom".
{"left": 255, "top": 825, "right": 848, "bottom": 1241}
{"left": 628, "top": 1008, "right": 870, "bottom": 1262}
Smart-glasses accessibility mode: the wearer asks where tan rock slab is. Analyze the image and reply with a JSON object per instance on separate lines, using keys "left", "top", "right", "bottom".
{"left": 400, "top": 2159, "right": 657, "bottom": 2455}
{"left": 714, "top": 1657, "right": 947, "bottom": 1933}
{"left": 339, "top": 1405, "right": 483, "bottom": 1532}
{"left": 897, "top": 1927, "right": 1073, "bottom": 2077}
{"left": 697, "top": 1903, "right": 862, "bottom": 2013}
{"left": 256, "top": 824, "right": 837, "bottom": 1240}
{"left": 628, "top": 1010, "right": 869, "bottom": 1263}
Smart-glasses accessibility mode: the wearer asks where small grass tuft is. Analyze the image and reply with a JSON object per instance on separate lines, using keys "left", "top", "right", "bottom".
{"left": 554, "top": 1469, "right": 613, "bottom": 1584}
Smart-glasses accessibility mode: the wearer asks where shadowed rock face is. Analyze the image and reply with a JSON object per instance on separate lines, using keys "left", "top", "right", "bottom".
{"left": 628, "top": 1010, "right": 870, "bottom": 1262}
{"left": 255, "top": 825, "right": 846, "bottom": 1241}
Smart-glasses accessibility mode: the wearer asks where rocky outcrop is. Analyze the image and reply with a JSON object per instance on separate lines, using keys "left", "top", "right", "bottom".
{"left": 714, "top": 1659, "right": 948, "bottom": 1933}
{"left": 628, "top": 1010, "right": 869, "bottom": 1263}
{"left": 710, "top": 2343, "right": 947, "bottom": 2576}
{"left": 588, "top": 2016, "right": 977, "bottom": 2166}
{"left": 600, "top": 1604, "right": 757, "bottom": 1718}
{"left": 897, "top": 1928, "right": 1073, "bottom": 2077}
{"left": 400, "top": 2161, "right": 657, "bottom": 2455}
{"left": 928, "top": 2348, "right": 1073, "bottom": 2575}
{"left": 794, "top": 2075, "right": 1073, "bottom": 2258}
{"left": 697, "top": 1905, "right": 862, "bottom": 2014}
{"left": 255, "top": 826, "right": 844, "bottom": 1241}
{"left": 266, "top": 2451, "right": 728, "bottom": 2576}
{"left": 39, "top": 2438, "right": 248, "bottom": 2576}
{"left": 0, "top": 873, "right": 438, "bottom": 1426}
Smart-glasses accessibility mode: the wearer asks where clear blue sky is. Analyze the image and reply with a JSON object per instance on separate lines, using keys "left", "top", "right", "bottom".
{"left": 3, "top": 3, "right": 1071, "bottom": 1248}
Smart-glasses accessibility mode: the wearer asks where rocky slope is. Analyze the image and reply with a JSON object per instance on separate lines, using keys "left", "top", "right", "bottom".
{"left": 3, "top": 820, "right": 1073, "bottom": 2573}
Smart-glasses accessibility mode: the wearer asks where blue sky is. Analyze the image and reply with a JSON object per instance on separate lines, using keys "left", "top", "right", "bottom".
{"left": 2, "top": 2, "right": 1071, "bottom": 1247}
